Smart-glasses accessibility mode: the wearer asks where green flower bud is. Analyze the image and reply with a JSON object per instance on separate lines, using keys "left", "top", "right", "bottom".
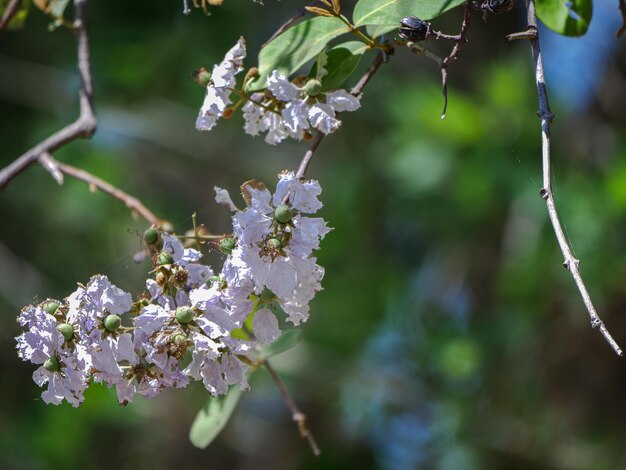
{"left": 44, "top": 356, "right": 60, "bottom": 372}
{"left": 192, "top": 67, "right": 212, "bottom": 87}
{"left": 104, "top": 314, "right": 122, "bottom": 332}
{"left": 304, "top": 78, "right": 323, "bottom": 97}
{"left": 173, "top": 334, "right": 188, "bottom": 345}
{"left": 218, "top": 237, "right": 236, "bottom": 255}
{"left": 175, "top": 306, "right": 195, "bottom": 324}
{"left": 57, "top": 323, "right": 74, "bottom": 341}
{"left": 143, "top": 228, "right": 159, "bottom": 245}
{"left": 267, "top": 238, "right": 282, "bottom": 250}
{"left": 43, "top": 301, "right": 60, "bottom": 316}
{"left": 158, "top": 251, "right": 174, "bottom": 266}
{"left": 274, "top": 205, "right": 294, "bottom": 224}
{"left": 207, "top": 275, "right": 221, "bottom": 284}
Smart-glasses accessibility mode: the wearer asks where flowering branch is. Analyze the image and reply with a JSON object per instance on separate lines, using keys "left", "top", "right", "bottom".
{"left": 0, "top": 0, "right": 96, "bottom": 191}
{"left": 522, "top": 0, "right": 623, "bottom": 356}
{"left": 0, "top": 0, "right": 21, "bottom": 31}
{"left": 263, "top": 359, "right": 321, "bottom": 456}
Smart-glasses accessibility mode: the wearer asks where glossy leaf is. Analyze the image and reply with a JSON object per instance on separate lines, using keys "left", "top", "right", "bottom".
{"left": 309, "top": 41, "right": 369, "bottom": 90}
{"left": 249, "top": 16, "right": 351, "bottom": 91}
{"left": 353, "top": 0, "right": 465, "bottom": 35}
{"left": 189, "top": 387, "right": 242, "bottom": 449}
{"left": 536, "top": 0, "right": 592, "bottom": 36}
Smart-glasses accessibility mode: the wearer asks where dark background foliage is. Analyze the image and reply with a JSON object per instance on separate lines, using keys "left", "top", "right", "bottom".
{"left": 1, "top": 1, "right": 626, "bottom": 468}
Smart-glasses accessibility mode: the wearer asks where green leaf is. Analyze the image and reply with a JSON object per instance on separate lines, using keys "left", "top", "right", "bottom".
{"left": 189, "top": 387, "right": 242, "bottom": 449}
{"left": 309, "top": 41, "right": 368, "bottom": 90}
{"left": 536, "top": 0, "right": 592, "bottom": 36}
{"left": 260, "top": 329, "right": 302, "bottom": 359}
{"left": 249, "top": 16, "right": 351, "bottom": 91}
{"left": 48, "top": 0, "right": 70, "bottom": 18}
{"left": 0, "top": 0, "right": 30, "bottom": 30}
{"left": 353, "top": 0, "right": 465, "bottom": 37}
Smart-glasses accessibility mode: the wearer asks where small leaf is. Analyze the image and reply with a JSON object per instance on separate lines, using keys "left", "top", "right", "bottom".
{"left": 189, "top": 387, "right": 243, "bottom": 449}
{"left": 305, "top": 6, "right": 334, "bottom": 17}
{"left": 536, "top": 0, "right": 592, "bottom": 36}
{"left": 309, "top": 41, "right": 368, "bottom": 90}
{"left": 353, "top": 0, "right": 465, "bottom": 32}
{"left": 260, "top": 329, "right": 302, "bottom": 359}
{"left": 249, "top": 16, "right": 351, "bottom": 91}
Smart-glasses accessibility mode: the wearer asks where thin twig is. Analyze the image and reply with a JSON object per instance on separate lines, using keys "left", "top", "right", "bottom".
{"left": 0, "top": 0, "right": 96, "bottom": 191}
{"left": 264, "top": 360, "right": 321, "bottom": 456}
{"left": 440, "top": 1, "right": 474, "bottom": 119}
{"left": 617, "top": 0, "right": 626, "bottom": 38}
{"left": 39, "top": 152, "right": 64, "bottom": 185}
{"left": 0, "top": 0, "right": 21, "bottom": 32}
{"left": 525, "top": 0, "right": 622, "bottom": 356}
{"left": 291, "top": 50, "right": 387, "bottom": 182}
{"left": 55, "top": 161, "right": 165, "bottom": 227}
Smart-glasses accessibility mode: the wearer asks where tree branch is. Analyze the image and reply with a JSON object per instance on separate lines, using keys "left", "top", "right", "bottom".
{"left": 617, "top": 0, "right": 626, "bottom": 38}
{"left": 0, "top": 0, "right": 96, "bottom": 191}
{"left": 46, "top": 159, "right": 165, "bottom": 227}
{"left": 263, "top": 360, "right": 321, "bottom": 456}
{"left": 525, "top": 0, "right": 622, "bottom": 356}
{"left": 0, "top": 0, "right": 21, "bottom": 32}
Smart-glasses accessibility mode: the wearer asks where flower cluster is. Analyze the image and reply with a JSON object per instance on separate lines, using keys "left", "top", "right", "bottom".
{"left": 196, "top": 37, "right": 361, "bottom": 145}
{"left": 16, "top": 172, "right": 330, "bottom": 407}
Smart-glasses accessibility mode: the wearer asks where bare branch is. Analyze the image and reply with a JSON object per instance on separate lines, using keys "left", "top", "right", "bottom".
{"left": 264, "top": 360, "right": 321, "bottom": 456}
{"left": 0, "top": 0, "right": 96, "bottom": 191}
{"left": 440, "top": 1, "right": 474, "bottom": 119}
{"left": 0, "top": 0, "right": 22, "bottom": 32}
{"left": 39, "top": 152, "right": 64, "bottom": 185}
{"left": 525, "top": 0, "right": 623, "bottom": 356}
{"left": 55, "top": 160, "right": 165, "bottom": 227}
{"left": 618, "top": 0, "right": 626, "bottom": 38}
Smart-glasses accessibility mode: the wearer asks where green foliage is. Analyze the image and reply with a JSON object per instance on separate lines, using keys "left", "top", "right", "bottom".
{"left": 309, "top": 42, "right": 368, "bottom": 91}
{"left": 189, "top": 386, "right": 242, "bottom": 449}
{"left": 536, "top": 0, "right": 593, "bottom": 36}
{"left": 259, "top": 329, "right": 302, "bottom": 359}
{"left": 250, "top": 16, "right": 350, "bottom": 91}
{"left": 353, "top": 0, "right": 465, "bottom": 36}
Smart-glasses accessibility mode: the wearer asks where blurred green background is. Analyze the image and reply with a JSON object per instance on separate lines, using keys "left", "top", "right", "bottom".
{"left": 1, "top": 1, "right": 626, "bottom": 469}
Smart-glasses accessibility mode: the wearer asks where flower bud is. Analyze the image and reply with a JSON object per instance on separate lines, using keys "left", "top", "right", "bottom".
{"left": 218, "top": 237, "right": 236, "bottom": 255}
{"left": 158, "top": 251, "right": 174, "bottom": 266}
{"left": 156, "top": 271, "right": 167, "bottom": 286}
{"left": 304, "top": 78, "right": 323, "bottom": 97}
{"left": 267, "top": 237, "right": 282, "bottom": 250}
{"left": 44, "top": 356, "right": 60, "bottom": 372}
{"left": 274, "top": 205, "right": 294, "bottom": 224}
{"left": 143, "top": 228, "right": 159, "bottom": 245}
{"left": 223, "top": 108, "right": 234, "bottom": 119}
{"left": 175, "top": 306, "right": 195, "bottom": 324}
{"left": 57, "top": 323, "right": 74, "bottom": 341}
{"left": 207, "top": 275, "right": 221, "bottom": 284}
{"left": 173, "top": 333, "right": 188, "bottom": 345}
{"left": 43, "top": 301, "right": 60, "bottom": 316}
{"left": 104, "top": 314, "right": 122, "bottom": 332}
{"left": 192, "top": 67, "right": 212, "bottom": 87}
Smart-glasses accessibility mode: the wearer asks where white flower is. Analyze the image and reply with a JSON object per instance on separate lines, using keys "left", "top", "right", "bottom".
{"left": 196, "top": 37, "right": 246, "bottom": 132}
{"left": 268, "top": 70, "right": 300, "bottom": 101}
{"left": 308, "top": 102, "right": 341, "bottom": 134}
{"left": 253, "top": 307, "right": 281, "bottom": 344}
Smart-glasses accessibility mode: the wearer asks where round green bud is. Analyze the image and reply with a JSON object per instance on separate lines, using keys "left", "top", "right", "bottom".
{"left": 207, "top": 275, "right": 221, "bottom": 284}
{"left": 175, "top": 306, "right": 195, "bottom": 324}
{"left": 173, "top": 334, "right": 188, "bottom": 345}
{"left": 267, "top": 238, "right": 282, "bottom": 250}
{"left": 304, "top": 79, "right": 323, "bottom": 97}
{"left": 104, "top": 314, "right": 122, "bottom": 332}
{"left": 274, "top": 205, "right": 294, "bottom": 224}
{"left": 143, "top": 228, "right": 159, "bottom": 245}
{"left": 44, "top": 356, "right": 60, "bottom": 372}
{"left": 57, "top": 323, "right": 74, "bottom": 341}
{"left": 218, "top": 237, "right": 236, "bottom": 255}
{"left": 158, "top": 251, "right": 174, "bottom": 266}
{"left": 43, "top": 301, "right": 60, "bottom": 316}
